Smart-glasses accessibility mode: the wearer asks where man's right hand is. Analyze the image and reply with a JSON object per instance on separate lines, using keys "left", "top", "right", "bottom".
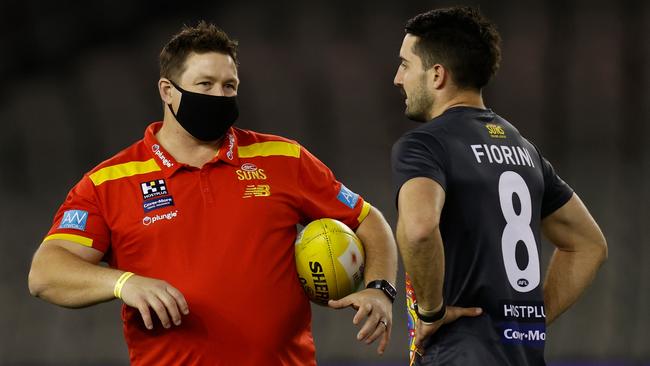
{"left": 119, "top": 275, "right": 189, "bottom": 330}
{"left": 414, "top": 305, "right": 482, "bottom": 352}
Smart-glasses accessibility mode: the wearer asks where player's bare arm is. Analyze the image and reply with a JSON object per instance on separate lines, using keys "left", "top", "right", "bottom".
{"left": 542, "top": 193, "right": 607, "bottom": 325}
{"left": 29, "top": 240, "right": 189, "bottom": 329}
{"left": 328, "top": 206, "right": 398, "bottom": 355}
{"left": 396, "top": 177, "right": 482, "bottom": 349}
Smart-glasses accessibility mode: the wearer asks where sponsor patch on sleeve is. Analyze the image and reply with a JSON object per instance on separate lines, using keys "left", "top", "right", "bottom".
{"left": 337, "top": 184, "right": 359, "bottom": 209}
{"left": 59, "top": 210, "right": 89, "bottom": 231}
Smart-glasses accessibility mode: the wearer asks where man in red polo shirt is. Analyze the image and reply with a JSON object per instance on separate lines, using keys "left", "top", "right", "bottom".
{"left": 28, "top": 22, "right": 398, "bottom": 365}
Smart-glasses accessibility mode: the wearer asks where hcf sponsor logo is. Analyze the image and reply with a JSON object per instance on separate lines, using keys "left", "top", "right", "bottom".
{"left": 142, "top": 210, "right": 178, "bottom": 226}
{"left": 151, "top": 144, "right": 174, "bottom": 168}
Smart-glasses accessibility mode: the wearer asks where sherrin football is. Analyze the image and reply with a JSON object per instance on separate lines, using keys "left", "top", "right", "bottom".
{"left": 295, "top": 218, "right": 365, "bottom": 305}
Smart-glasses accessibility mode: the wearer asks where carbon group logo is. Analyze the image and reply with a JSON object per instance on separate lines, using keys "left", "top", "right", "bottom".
{"left": 142, "top": 210, "right": 179, "bottom": 226}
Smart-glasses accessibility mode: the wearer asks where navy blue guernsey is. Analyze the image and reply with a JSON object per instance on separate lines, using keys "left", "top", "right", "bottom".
{"left": 392, "top": 106, "right": 573, "bottom": 366}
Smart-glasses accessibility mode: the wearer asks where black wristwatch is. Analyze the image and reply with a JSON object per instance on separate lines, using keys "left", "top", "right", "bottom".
{"left": 415, "top": 299, "right": 447, "bottom": 323}
{"left": 366, "top": 280, "right": 396, "bottom": 303}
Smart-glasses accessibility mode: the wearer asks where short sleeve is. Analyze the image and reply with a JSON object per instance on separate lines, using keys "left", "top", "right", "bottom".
{"left": 297, "top": 146, "right": 371, "bottom": 230}
{"left": 391, "top": 131, "right": 447, "bottom": 204}
{"left": 539, "top": 155, "right": 574, "bottom": 218}
{"left": 44, "top": 175, "right": 110, "bottom": 252}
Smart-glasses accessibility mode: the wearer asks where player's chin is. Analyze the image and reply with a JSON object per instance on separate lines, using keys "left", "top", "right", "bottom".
{"left": 405, "top": 110, "right": 427, "bottom": 123}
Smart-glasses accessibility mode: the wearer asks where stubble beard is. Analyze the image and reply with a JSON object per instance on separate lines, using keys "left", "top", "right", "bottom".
{"left": 404, "top": 78, "right": 434, "bottom": 123}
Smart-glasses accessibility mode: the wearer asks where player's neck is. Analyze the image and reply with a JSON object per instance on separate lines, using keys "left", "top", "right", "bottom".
{"left": 157, "top": 117, "right": 223, "bottom": 168}
{"left": 429, "top": 89, "right": 486, "bottom": 120}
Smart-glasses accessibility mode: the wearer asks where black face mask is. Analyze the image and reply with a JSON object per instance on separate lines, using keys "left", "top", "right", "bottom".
{"left": 167, "top": 80, "right": 239, "bottom": 142}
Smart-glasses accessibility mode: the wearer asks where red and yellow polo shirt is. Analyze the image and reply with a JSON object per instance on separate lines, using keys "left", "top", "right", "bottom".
{"left": 44, "top": 122, "right": 371, "bottom": 366}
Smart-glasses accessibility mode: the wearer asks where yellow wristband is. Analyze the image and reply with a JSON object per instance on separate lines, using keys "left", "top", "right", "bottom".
{"left": 114, "top": 271, "right": 135, "bottom": 299}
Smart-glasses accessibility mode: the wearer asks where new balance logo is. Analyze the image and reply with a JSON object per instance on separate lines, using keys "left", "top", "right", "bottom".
{"left": 243, "top": 185, "right": 271, "bottom": 198}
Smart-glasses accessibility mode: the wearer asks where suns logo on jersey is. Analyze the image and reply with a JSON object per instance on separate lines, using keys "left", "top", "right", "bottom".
{"left": 236, "top": 167, "right": 268, "bottom": 181}
{"left": 486, "top": 123, "right": 506, "bottom": 139}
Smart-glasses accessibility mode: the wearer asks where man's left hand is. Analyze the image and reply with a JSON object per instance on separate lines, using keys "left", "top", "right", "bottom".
{"left": 328, "top": 288, "right": 393, "bottom": 355}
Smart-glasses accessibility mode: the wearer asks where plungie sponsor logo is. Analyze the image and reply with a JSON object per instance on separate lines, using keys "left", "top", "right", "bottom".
{"left": 151, "top": 144, "right": 174, "bottom": 168}
{"left": 142, "top": 210, "right": 178, "bottom": 226}
{"left": 226, "top": 133, "right": 235, "bottom": 160}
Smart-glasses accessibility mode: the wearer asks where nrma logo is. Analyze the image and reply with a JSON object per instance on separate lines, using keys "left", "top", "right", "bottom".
{"left": 59, "top": 210, "right": 89, "bottom": 231}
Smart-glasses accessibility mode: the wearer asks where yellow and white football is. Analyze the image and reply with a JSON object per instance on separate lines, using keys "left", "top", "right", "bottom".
{"left": 295, "top": 218, "right": 365, "bottom": 305}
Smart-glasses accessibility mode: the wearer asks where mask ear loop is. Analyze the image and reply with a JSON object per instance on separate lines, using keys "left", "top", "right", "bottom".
{"left": 166, "top": 79, "right": 182, "bottom": 119}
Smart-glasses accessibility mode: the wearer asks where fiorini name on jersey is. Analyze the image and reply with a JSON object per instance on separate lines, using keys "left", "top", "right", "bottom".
{"left": 470, "top": 144, "right": 535, "bottom": 168}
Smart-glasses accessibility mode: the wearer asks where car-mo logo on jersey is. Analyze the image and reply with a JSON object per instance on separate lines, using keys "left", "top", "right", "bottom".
{"left": 142, "top": 210, "right": 178, "bottom": 226}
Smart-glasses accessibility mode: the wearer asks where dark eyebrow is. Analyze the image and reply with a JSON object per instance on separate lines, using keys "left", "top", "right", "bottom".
{"left": 399, "top": 56, "right": 409, "bottom": 63}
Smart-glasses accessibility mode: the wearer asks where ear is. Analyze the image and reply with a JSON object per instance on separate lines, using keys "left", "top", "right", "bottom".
{"left": 158, "top": 78, "right": 174, "bottom": 105}
{"left": 430, "top": 64, "right": 448, "bottom": 90}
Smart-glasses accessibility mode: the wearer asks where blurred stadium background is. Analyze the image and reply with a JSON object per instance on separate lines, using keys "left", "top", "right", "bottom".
{"left": 0, "top": 0, "right": 648, "bottom": 365}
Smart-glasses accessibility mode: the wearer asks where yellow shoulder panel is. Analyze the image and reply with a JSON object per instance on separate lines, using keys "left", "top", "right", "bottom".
{"left": 238, "top": 141, "right": 301, "bottom": 158}
{"left": 89, "top": 159, "right": 161, "bottom": 186}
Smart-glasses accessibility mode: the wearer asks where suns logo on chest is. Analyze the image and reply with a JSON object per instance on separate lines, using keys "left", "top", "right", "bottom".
{"left": 236, "top": 163, "right": 267, "bottom": 181}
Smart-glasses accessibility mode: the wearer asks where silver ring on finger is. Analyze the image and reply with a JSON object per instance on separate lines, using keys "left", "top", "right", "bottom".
{"left": 378, "top": 319, "right": 388, "bottom": 329}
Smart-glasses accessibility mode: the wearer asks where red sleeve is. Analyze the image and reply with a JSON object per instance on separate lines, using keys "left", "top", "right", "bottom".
{"left": 44, "top": 175, "right": 110, "bottom": 252}
{"left": 297, "top": 146, "right": 371, "bottom": 230}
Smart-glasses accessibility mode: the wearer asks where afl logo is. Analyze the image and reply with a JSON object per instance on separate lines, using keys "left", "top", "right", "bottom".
{"left": 241, "top": 163, "right": 257, "bottom": 172}
{"left": 517, "top": 278, "right": 529, "bottom": 287}
{"left": 152, "top": 144, "right": 160, "bottom": 152}
{"left": 143, "top": 216, "right": 152, "bottom": 225}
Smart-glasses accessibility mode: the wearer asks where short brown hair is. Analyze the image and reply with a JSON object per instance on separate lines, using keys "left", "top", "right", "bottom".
{"left": 159, "top": 21, "right": 239, "bottom": 81}
{"left": 405, "top": 6, "right": 501, "bottom": 90}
